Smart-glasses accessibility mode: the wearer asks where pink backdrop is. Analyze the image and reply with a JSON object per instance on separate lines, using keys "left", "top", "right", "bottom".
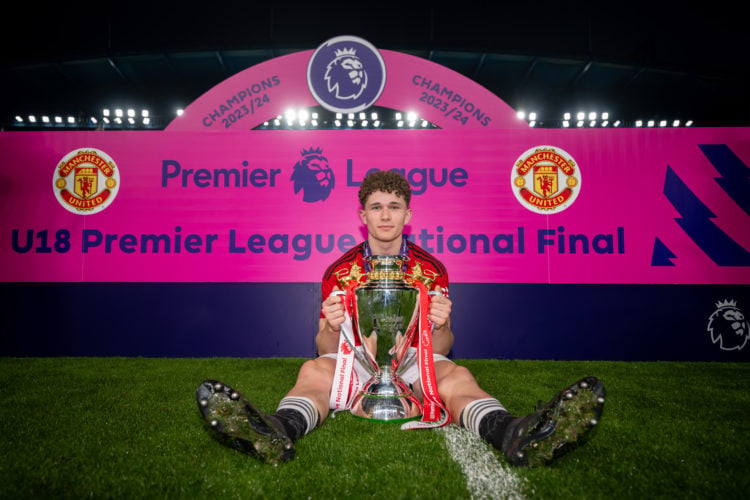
{"left": 2, "top": 128, "right": 748, "bottom": 284}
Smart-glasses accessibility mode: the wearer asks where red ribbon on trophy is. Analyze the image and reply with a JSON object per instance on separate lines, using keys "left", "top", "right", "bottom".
{"left": 328, "top": 281, "right": 362, "bottom": 411}
{"left": 400, "top": 281, "right": 451, "bottom": 430}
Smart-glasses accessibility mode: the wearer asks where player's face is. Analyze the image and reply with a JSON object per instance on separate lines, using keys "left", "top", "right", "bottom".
{"left": 360, "top": 190, "right": 412, "bottom": 247}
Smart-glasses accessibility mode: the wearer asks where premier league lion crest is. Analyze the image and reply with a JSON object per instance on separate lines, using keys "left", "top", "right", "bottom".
{"left": 325, "top": 48, "right": 367, "bottom": 100}
{"left": 707, "top": 299, "right": 749, "bottom": 351}
{"left": 291, "top": 147, "right": 335, "bottom": 203}
{"left": 307, "top": 36, "right": 386, "bottom": 113}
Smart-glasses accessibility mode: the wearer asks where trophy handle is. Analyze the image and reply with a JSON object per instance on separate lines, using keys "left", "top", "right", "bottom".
{"left": 426, "top": 289, "right": 442, "bottom": 336}
{"left": 330, "top": 290, "right": 378, "bottom": 375}
{"left": 395, "top": 288, "right": 444, "bottom": 376}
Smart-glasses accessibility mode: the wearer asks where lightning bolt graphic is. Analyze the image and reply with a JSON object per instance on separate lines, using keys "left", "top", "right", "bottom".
{"left": 699, "top": 144, "right": 750, "bottom": 216}
{"left": 662, "top": 165, "right": 750, "bottom": 266}
{"left": 651, "top": 237, "right": 677, "bottom": 266}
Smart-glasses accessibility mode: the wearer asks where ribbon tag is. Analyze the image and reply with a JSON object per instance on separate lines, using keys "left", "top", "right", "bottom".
{"left": 401, "top": 282, "right": 451, "bottom": 430}
{"left": 328, "top": 282, "right": 364, "bottom": 411}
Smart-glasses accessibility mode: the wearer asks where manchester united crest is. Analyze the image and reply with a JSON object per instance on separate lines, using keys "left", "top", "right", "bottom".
{"left": 53, "top": 148, "right": 120, "bottom": 214}
{"left": 511, "top": 146, "right": 581, "bottom": 214}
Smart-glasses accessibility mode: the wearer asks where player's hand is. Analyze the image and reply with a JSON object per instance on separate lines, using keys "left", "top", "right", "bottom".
{"left": 428, "top": 286, "right": 451, "bottom": 329}
{"left": 321, "top": 286, "right": 346, "bottom": 332}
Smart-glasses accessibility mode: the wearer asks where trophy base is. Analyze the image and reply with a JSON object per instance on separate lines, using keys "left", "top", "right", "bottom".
{"left": 349, "top": 368, "right": 422, "bottom": 422}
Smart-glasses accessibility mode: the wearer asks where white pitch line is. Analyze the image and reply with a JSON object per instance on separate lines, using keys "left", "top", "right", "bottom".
{"left": 441, "top": 425, "right": 526, "bottom": 500}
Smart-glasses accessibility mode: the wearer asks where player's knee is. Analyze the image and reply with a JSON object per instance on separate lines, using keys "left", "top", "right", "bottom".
{"left": 298, "top": 358, "right": 335, "bottom": 385}
{"left": 437, "top": 364, "right": 476, "bottom": 391}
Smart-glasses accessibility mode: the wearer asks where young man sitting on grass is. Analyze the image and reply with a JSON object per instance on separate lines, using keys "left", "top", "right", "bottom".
{"left": 196, "top": 170, "right": 605, "bottom": 467}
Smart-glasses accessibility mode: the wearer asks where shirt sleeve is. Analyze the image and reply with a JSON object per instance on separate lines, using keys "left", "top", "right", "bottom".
{"left": 320, "top": 275, "right": 335, "bottom": 318}
{"left": 433, "top": 271, "right": 449, "bottom": 298}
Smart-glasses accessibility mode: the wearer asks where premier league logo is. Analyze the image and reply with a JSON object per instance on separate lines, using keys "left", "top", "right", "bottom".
{"left": 291, "top": 147, "right": 335, "bottom": 203}
{"left": 307, "top": 36, "right": 386, "bottom": 113}
{"left": 707, "top": 299, "right": 749, "bottom": 351}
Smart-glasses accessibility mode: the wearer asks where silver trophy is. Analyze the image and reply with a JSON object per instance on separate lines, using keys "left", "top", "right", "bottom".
{"left": 341, "top": 255, "right": 422, "bottom": 422}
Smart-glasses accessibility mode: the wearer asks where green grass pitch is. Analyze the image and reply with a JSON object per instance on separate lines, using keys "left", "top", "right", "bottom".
{"left": 1, "top": 358, "right": 748, "bottom": 498}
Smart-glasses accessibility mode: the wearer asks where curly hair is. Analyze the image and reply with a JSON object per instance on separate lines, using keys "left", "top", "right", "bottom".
{"left": 358, "top": 170, "right": 412, "bottom": 207}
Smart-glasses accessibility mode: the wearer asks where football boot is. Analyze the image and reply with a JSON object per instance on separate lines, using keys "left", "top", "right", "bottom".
{"left": 196, "top": 379, "right": 295, "bottom": 465}
{"left": 502, "top": 376, "right": 605, "bottom": 467}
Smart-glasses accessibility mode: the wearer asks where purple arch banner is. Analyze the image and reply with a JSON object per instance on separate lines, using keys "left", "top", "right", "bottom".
{"left": 165, "top": 48, "right": 525, "bottom": 132}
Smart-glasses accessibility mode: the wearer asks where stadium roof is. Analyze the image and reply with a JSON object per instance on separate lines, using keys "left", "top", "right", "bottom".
{"left": 2, "top": 3, "right": 747, "bottom": 129}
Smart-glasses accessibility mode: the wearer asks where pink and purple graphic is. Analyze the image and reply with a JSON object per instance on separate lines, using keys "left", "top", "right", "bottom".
{"left": 1, "top": 128, "right": 748, "bottom": 284}
{"left": 1, "top": 36, "right": 748, "bottom": 286}
{"left": 1, "top": 35, "right": 748, "bottom": 360}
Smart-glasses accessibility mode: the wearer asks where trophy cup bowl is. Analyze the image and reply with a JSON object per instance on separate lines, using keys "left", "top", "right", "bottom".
{"left": 346, "top": 255, "right": 422, "bottom": 422}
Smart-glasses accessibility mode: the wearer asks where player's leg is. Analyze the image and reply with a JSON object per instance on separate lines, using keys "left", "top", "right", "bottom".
{"left": 433, "top": 360, "right": 606, "bottom": 467}
{"left": 277, "top": 356, "right": 336, "bottom": 438}
{"left": 196, "top": 356, "right": 335, "bottom": 464}
{"left": 433, "top": 359, "right": 495, "bottom": 419}
{"left": 432, "top": 359, "right": 518, "bottom": 453}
